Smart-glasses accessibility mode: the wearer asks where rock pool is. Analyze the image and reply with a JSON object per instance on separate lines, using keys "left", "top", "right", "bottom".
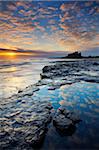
{"left": 34, "top": 81, "right": 99, "bottom": 149}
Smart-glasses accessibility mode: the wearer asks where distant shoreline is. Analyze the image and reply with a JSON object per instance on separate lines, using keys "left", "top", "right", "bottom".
{"left": 61, "top": 51, "right": 99, "bottom": 59}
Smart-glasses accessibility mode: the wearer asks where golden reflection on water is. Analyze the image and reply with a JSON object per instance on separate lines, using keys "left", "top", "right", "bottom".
{"left": 1, "top": 75, "right": 25, "bottom": 98}
{"left": 0, "top": 60, "right": 42, "bottom": 99}
{"left": 9, "top": 67, "right": 17, "bottom": 72}
{"left": 5, "top": 52, "right": 16, "bottom": 57}
{"left": 0, "top": 64, "right": 26, "bottom": 98}
{"left": 0, "top": 66, "right": 17, "bottom": 73}
{"left": 0, "top": 52, "right": 17, "bottom": 59}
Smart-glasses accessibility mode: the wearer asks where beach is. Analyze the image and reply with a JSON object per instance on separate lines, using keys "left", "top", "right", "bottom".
{"left": 0, "top": 57, "right": 99, "bottom": 149}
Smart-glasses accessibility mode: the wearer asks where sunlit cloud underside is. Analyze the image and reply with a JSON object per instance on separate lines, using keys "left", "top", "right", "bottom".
{"left": 0, "top": 1, "right": 99, "bottom": 56}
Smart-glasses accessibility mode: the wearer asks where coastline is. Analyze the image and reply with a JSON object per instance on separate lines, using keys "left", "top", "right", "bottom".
{"left": 0, "top": 58, "right": 99, "bottom": 149}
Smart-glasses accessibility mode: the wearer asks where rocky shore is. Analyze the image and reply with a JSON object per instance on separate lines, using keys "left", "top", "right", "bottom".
{"left": 0, "top": 59, "right": 99, "bottom": 149}
{"left": 37, "top": 59, "right": 99, "bottom": 91}
{"left": 41, "top": 59, "right": 99, "bottom": 83}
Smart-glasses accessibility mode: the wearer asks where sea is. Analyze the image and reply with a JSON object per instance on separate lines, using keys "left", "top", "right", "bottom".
{"left": 0, "top": 55, "right": 51, "bottom": 99}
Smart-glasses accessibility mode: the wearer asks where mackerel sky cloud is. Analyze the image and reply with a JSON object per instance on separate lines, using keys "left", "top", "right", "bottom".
{"left": 0, "top": 1, "right": 99, "bottom": 56}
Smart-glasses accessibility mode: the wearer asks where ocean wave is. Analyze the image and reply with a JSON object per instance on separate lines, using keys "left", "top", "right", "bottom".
{"left": 0, "top": 61, "right": 31, "bottom": 69}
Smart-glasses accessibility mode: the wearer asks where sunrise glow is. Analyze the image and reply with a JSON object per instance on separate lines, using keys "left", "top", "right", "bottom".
{"left": 6, "top": 52, "right": 16, "bottom": 56}
{"left": 0, "top": 1, "right": 98, "bottom": 57}
{"left": 0, "top": 52, "right": 16, "bottom": 56}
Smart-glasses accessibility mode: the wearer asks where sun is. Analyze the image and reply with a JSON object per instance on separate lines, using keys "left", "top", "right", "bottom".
{"left": 6, "top": 52, "right": 16, "bottom": 56}
{"left": 0, "top": 51, "right": 17, "bottom": 57}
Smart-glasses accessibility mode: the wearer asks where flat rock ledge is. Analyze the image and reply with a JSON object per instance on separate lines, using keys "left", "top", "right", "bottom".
{"left": 0, "top": 97, "right": 53, "bottom": 149}
{"left": 40, "top": 60, "right": 99, "bottom": 84}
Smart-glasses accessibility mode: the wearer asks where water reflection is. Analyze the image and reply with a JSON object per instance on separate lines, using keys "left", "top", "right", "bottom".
{"left": 0, "top": 76, "right": 24, "bottom": 97}
{"left": 0, "top": 66, "right": 17, "bottom": 73}
{"left": 35, "top": 81, "right": 99, "bottom": 149}
{"left": 56, "top": 124, "right": 76, "bottom": 136}
{"left": 0, "top": 57, "right": 50, "bottom": 99}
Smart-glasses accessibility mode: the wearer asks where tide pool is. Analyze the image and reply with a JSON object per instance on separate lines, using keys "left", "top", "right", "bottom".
{"left": 34, "top": 81, "right": 99, "bottom": 149}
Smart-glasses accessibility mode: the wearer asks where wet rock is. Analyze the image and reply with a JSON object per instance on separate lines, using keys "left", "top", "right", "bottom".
{"left": 16, "top": 99, "right": 22, "bottom": 103}
{"left": 36, "top": 79, "right": 52, "bottom": 86}
{"left": 18, "top": 86, "right": 39, "bottom": 97}
{"left": 93, "top": 62, "right": 99, "bottom": 66}
{"left": 47, "top": 79, "right": 72, "bottom": 90}
{"left": 40, "top": 73, "right": 50, "bottom": 79}
{"left": 12, "top": 120, "right": 24, "bottom": 128}
{"left": 45, "top": 103, "right": 53, "bottom": 110}
{"left": 42, "top": 65, "right": 56, "bottom": 73}
{"left": 41, "top": 60, "right": 99, "bottom": 84}
{"left": 58, "top": 107, "right": 70, "bottom": 115}
{"left": 66, "top": 112, "right": 81, "bottom": 123}
{"left": 0, "top": 98, "right": 53, "bottom": 149}
{"left": 53, "top": 108, "right": 81, "bottom": 134}
{"left": 83, "top": 77, "right": 99, "bottom": 83}
{"left": 5, "top": 111, "right": 21, "bottom": 119}
{"left": 18, "top": 90, "right": 23, "bottom": 93}
{"left": 25, "top": 127, "right": 46, "bottom": 146}
{"left": 58, "top": 107, "right": 81, "bottom": 123}
{"left": 0, "top": 130, "right": 9, "bottom": 139}
{"left": 53, "top": 114, "right": 73, "bottom": 132}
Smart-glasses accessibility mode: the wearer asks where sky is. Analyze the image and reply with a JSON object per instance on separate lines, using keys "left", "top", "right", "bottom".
{"left": 0, "top": 0, "right": 99, "bottom": 57}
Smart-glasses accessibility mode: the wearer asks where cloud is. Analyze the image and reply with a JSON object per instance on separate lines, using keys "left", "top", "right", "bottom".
{"left": 0, "top": 1, "right": 99, "bottom": 56}
{"left": 0, "top": 47, "right": 67, "bottom": 58}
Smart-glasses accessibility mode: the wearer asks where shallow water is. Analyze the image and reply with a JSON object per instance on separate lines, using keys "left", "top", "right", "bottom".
{"left": 0, "top": 56, "right": 50, "bottom": 99}
{"left": 0, "top": 56, "right": 83, "bottom": 99}
{"left": 34, "top": 81, "right": 99, "bottom": 149}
